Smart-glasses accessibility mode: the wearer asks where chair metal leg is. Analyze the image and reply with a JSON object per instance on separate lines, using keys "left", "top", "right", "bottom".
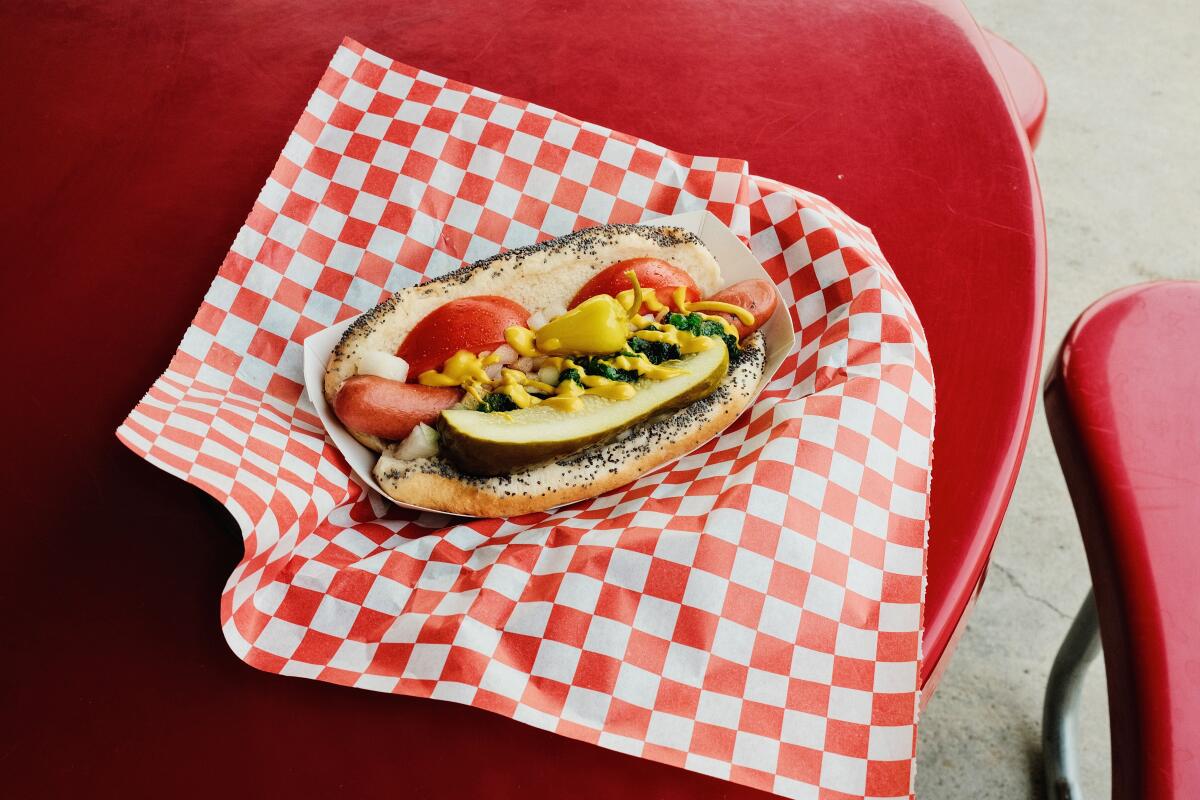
{"left": 1043, "top": 589, "right": 1102, "bottom": 800}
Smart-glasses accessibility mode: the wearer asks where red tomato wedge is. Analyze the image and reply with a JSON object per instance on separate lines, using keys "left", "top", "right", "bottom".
{"left": 706, "top": 279, "right": 779, "bottom": 338}
{"left": 333, "top": 376, "right": 461, "bottom": 440}
{"left": 396, "top": 296, "right": 530, "bottom": 377}
{"left": 569, "top": 258, "right": 700, "bottom": 313}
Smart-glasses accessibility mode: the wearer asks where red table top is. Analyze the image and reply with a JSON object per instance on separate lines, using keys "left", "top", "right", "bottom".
{"left": 1046, "top": 283, "right": 1200, "bottom": 800}
{"left": 0, "top": 1, "right": 1043, "bottom": 796}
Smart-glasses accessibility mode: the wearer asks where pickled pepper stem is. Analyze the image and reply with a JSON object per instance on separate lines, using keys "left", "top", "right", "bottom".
{"left": 624, "top": 269, "right": 643, "bottom": 320}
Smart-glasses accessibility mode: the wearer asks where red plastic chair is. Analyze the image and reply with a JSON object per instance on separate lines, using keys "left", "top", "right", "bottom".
{"left": 917, "top": 24, "right": 1047, "bottom": 703}
{"left": 1042, "top": 282, "right": 1200, "bottom": 799}
{"left": 984, "top": 30, "right": 1047, "bottom": 149}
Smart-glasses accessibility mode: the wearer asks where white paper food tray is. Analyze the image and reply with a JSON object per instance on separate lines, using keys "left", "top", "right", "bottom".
{"left": 302, "top": 210, "right": 796, "bottom": 515}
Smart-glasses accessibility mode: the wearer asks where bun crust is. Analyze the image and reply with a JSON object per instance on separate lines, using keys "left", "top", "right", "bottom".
{"left": 322, "top": 223, "right": 766, "bottom": 516}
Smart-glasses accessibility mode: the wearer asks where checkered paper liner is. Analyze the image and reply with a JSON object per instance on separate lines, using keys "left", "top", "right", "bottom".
{"left": 117, "top": 38, "right": 934, "bottom": 800}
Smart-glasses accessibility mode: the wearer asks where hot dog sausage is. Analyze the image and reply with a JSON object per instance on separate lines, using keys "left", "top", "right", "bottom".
{"left": 333, "top": 376, "right": 461, "bottom": 440}
{"left": 707, "top": 279, "right": 778, "bottom": 339}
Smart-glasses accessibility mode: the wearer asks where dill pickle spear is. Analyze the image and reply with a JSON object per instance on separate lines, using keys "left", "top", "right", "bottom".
{"left": 438, "top": 344, "right": 729, "bottom": 476}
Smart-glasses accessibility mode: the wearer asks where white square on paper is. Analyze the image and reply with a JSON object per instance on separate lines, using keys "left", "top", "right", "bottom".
{"left": 758, "top": 596, "right": 803, "bottom": 642}
{"left": 645, "top": 711, "right": 694, "bottom": 751}
{"left": 606, "top": 548, "right": 653, "bottom": 592}
{"left": 309, "top": 594, "right": 360, "bottom": 638}
{"left": 402, "top": 643, "right": 450, "bottom": 680}
{"left": 781, "top": 709, "right": 827, "bottom": 749}
{"left": 879, "top": 601, "right": 921, "bottom": 632}
{"left": 834, "top": 624, "right": 878, "bottom": 659}
{"left": 828, "top": 686, "right": 873, "bottom": 724}
{"left": 730, "top": 547, "right": 774, "bottom": 592}
{"left": 682, "top": 569, "right": 728, "bottom": 616}
{"left": 530, "top": 639, "right": 581, "bottom": 684}
{"left": 561, "top": 686, "right": 612, "bottom": 729}
{"left": 632, "top": 595, "right": 680, "bottom": 640}
{"left": 504, "top": 601, "right": 552, "bottom": 637}
{"left": 744, "top": 668, "right": 789, "bottom": 706}
{"left": 479, "top": 659, "right": 528, "bottom": 701}
{"left": 710, "top": 618, "right": 757, "bottom": 664}
{"left": 582, "top": 615, "right": 631, "bottom": 660}
{"left": 661, "top": 642, "right": 710, "bottom": 687}
{"left": 732, "top": 731, "right": 780, "bottom": 773}
{"left": 695, "top": 689, "right": 743, "bottom": 728}
{"left": 868, "top": 724, "right": 915, "bottom": 760}
{"left": 613, "top": 662, "right": 660, "bottom": 708}
{"left": 556, "top": 572, "right": 603, "bottom": 612}
{"left": 790, "top": 646, "right": 834, "bottom": 683}
{"left": 361, "top": 574, "right": 413, "bottom": 615}
{"left": 820, "top": 753, "right": 868, "bottom": 796}
{"left": 874, "top": 661, "right": 918, "bottom": 694}
{"left": 803, "top": 576, "right": 846, "bottom": 620}
{"left": 482, "top": 562, "right": 529, "bottom": 601}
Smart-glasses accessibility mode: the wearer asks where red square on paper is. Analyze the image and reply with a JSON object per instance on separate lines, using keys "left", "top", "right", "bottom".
{"left": 248, "top": 330, "right": 288, "bottom": 365}
{"left": 230, "top": 288, "right": 271, "bottom": 325}
{"left": 338, "top": 218, "right": 375, "bottom": 248}
{"left": 345, "top": 134, "right": 380, "bottom": 162}
{"left": 361, "top": 166, "right": 400, "bottom": 198}
{"left": 322, "top": 182, "right": 358, "bottom": 215}
{"left": 298, "top": 229, "right": 336, "bottom": 263}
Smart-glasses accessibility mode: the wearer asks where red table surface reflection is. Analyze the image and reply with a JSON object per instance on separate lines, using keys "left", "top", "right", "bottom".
{"left": 0, "top": 1, "right": 1043, "bottom": 796}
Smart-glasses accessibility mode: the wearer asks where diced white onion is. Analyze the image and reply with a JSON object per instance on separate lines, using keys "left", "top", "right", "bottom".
{"left": 484, "top": 362, "right": 504, "bottom": 381}
{"left": 393, "top": 423, "right": 439, "bottom": 460}
{"left": 515, "top": 356, "right": 534, "bottom": 373}
{"left": 527, "top": 310, "right": 548, "bottom": 330}
{"left": 357, "top": 351, "right": 410, "bottom": 383}
{"left": 538, "top": 365, "right": 561, "bottom": 385}
{"left": 491, "top": 344, "right": 518, "bottom": 364}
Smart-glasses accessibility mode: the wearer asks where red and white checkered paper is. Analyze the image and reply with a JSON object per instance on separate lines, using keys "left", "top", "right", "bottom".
{"left": 118, "top": 38, "right": 933, "bottom": 800}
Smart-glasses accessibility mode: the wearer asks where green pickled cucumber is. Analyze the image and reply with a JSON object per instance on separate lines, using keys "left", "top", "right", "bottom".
{"left": 438, "top": 343, "right": 729, "bottom": 476}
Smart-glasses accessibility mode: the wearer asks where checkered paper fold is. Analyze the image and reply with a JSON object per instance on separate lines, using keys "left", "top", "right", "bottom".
{"left": 118, "top": 38, "right": 934, "bottom": 800}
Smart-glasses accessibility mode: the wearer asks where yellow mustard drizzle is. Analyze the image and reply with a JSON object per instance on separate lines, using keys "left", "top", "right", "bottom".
{"left": 505, "top": 326, "right": 539, "bottom": 358}
{"left": 468, "top": 367, "right": 563, "bottom": 410}
{"left": 670, "top": 286, "right": 690, "bottom": 315}
{"left": 688, "top": 301, "right": 755, "bottom": 325}
{"left": 633, "top": 326, "right": 714, "bottom": 355}
{"left": 536, "top": 358, "right": 634, "bottom": 412}
{"left": 669, "top": 286, "right": 754, "bottom": 331}
{"left": 602, "top": 353, "right": 685, "bottom": 380}
{"left": 541, "top": 378, "right": 583, "bottom": 412}
{"left": 417, "top": 349, "right": 500, "bottom": 386}
{"left": 418, "top": 349, "right": 503, "bottom": 403}
{"left": 615, "top": 286, "right": 666, "bottom": 315}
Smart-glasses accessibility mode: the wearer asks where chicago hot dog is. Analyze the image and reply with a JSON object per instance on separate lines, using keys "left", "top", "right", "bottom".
{"left": 323, "top": 223, "right": 774, "bottom": 516}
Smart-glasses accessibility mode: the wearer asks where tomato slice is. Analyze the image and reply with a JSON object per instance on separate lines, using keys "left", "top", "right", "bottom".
{"left": 396, "top": 296, "right": 530, "bottom": 377}
{"left": 706, "top": 279, "right": 779, "bottom": 338}
{"left": 569, "top": 258, "right": 701, "bottom": 312}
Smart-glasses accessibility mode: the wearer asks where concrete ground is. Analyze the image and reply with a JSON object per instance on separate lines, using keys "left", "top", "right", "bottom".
{"left": 915, "top": 1, "right": 1200, "bottom": 797}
